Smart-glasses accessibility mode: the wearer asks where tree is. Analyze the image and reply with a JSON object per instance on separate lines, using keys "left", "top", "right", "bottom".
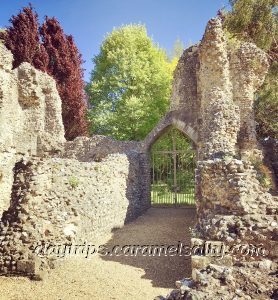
{"left": 168, "top": 38, "right": 185, "bottom": 74}
{"left": 254, "top": 63, "right": 278, "bottom": 138}
{"left": 1, "top": 5, "right": 88, "bottom": 140}
{"left": 224, "top": 0, "right": 278, "bottom": 138}
{"left": 86, "top": 25, "right": 173, "bottom": 141}
{"left": 0, "top": 4, "right": 48, "bottom": 71}
{"left": 225, "top": 0, "right": 277, "bottom": 52}
{"left": 170, "top": 38, "right": 184, "bottom": 60}
{"left": 40, "top": 17, "right": 88, "bottom": 140}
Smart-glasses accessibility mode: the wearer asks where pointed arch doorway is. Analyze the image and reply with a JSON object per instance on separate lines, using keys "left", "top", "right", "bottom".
{"left": 150, "top": 127, "right": 196, "bottom": 207}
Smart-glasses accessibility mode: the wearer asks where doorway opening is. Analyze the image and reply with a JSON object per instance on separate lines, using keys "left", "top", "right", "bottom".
{"left": 150, "top": 127, "right": 196, "bottom": 207}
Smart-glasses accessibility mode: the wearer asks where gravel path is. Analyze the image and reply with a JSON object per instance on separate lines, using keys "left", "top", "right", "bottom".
{"left": 0, "top": 208, "right": 196, "bottom": 300}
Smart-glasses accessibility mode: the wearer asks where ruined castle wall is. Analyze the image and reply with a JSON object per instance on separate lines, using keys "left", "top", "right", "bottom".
{"left": 230, "top": 43, "right": 269, "bottom": 154}
{"left": 0, "top": 153, "right": 150, "bottom": 275}
{"left": 195, "top": 159, "right": 276, "bottom": 244}
{"left": 0, "top": 44, "right": 65, "bottom": 214}
{"left": 171, "top": 21, "right": 269, "bottom": 161}
{"left": 197, "top": 19, "right": 240, "bottom": 159}
{"left": 0, "top": 43, "right": 151, "bottom": 277}
{"left": 63, "top": 135, "right": 143, "bottom": 161}
{"left": 164, "top": 18, "right": 277, "bottom": 300}
{"left": 170, "top": 45, "right": 200, "bottom": 137}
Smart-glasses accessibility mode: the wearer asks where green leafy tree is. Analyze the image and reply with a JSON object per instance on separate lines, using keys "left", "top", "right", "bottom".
{"left": 86, "top": 25, "right": 173, "bottom": 140}
{"left": 225, "top": 0, "right": 277, "bottom": 51}
{"left": 254, "top": 62, "right": 278, "bottom": 138}
{"left": 170, "top": 38, "right": 184, "bottom": 60}
{"left": 151, "top": 127, "right": 195, "bottom": 198}
{"left": 224, "top": 0, "right": 278, "bottom": 138}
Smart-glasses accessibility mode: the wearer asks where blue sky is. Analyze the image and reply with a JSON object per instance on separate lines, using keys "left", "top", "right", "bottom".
{"left": 0, "top": 0, "right": 230, "bottom": 81}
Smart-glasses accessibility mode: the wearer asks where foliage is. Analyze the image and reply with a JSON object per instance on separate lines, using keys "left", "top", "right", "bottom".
{"left": 254, "top": 62, "right": 278, "bottom": 138}
{"left": 68, "top": 176, "right": 79, "bottom": 189}
{"left": 225, "top": 0, "right": 277, "bottom": 52}
{"left": 250, "top": 158, "right": 274, "bottom": 190}
{"left": 1, "top": 5, "right": 88, "bottom": 140}
{"left": 40, "top": 17, "right": 88, "bottom": 140}
{"left": 224, "top": 0, "right": 278, "bottom": 139}
{"left": 151, "top": 127, "right": 193, "bottom": 152}
{"left": 0, "top": 4, "right": 48, "bottom": 71}
{"left": 151, "top": 127, "right": 195, "bottom": 194}
{"left": 169, "top": 38, "right": 185, "bottom": 67}
{"left": 86, "top": 25, "right": 174, "bottom": 140}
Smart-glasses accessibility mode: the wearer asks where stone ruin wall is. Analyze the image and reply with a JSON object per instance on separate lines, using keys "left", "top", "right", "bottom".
{"left": 0, "top": 154, "right": 150, "bottom": 276}
{"left": 0, "top": 43, "right": 65, "bottom": 213}
{"left": 164, "top": 18, "right": 277, "bottom": 299}
{"left": 0, "top": 43, "right": 150, "bottom": 276}
{"left": 170, "top": 19, "right": 269, "bottom": 161}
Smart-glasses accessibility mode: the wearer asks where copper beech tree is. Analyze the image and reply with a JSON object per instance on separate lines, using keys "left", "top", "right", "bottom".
{"left": 0, "top": 5, "right": 48, "bottom": 71}
{"left": 40, "top": 17, "right": 88, "bottom": 140}
{"left": 0, "top": 5, "right": 88, "bottom": 140}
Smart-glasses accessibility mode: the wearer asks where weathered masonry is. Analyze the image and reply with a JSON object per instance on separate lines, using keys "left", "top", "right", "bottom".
{"left": 0, "top": 17, "right": 277, "bottom": 298}
{"left": 0, "top": 43, "right": 150, "bottom": 276}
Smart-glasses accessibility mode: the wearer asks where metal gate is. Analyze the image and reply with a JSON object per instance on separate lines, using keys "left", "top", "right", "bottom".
{"left": 151, "top": 135, "right": 195, "bottom": 207}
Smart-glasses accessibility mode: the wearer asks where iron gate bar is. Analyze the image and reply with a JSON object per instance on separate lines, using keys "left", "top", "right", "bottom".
{"left": 151, "top": 145, "right": 195, "bottom": 207}
{"left": 173, "top": 133, "right": 177, "bottom": 206}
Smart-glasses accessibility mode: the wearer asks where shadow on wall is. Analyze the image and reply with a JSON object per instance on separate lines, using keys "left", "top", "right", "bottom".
{"left": 123, "top": 151, "right": 151, "bottom": 224}
{"left": 1, "top": 160, "right": 32, "bottom": 225}
{"left": 100, "top": 207, "right": 196, "bottom": 289}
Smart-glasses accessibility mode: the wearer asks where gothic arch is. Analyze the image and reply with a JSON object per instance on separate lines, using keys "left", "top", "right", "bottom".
{"left": 143, "top": 110, "right": 198, "bottom": 152}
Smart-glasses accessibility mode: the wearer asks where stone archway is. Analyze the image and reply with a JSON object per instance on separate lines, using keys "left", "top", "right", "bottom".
{"left": 143, "top": 110, "right": 198, "bottom": 153}
{"left": 142, "top": 109, "right": 198, "bottom": 208}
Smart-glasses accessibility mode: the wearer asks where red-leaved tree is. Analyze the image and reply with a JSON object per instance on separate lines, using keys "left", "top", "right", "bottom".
{"left": 40, "top": 17, "right": 88, "bottom": 140}
{"left": 1, "top": 5, "right": 88, "bottom": 140}
{"left": 0, "top": 4, "right": 48, "bottom": 71}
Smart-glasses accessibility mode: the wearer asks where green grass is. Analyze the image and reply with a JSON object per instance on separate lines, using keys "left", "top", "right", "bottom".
{"left": 151, "top": 190, "right": 195, "bottom": 206}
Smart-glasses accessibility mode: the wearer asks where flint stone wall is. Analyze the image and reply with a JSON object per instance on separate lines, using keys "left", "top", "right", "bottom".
{"left": 165, "top": 19, "right": 269, "bottom": 161}
{"left": 0, "top": 44, "right": 150, "bottom": 277}
{"left": 63, "top": 135, "right": 143, "bottom": 161}
{"left": 161, "top": 18, "right": 277, "bottom": 300}
{"left": 195, "top": 159, "right": 277, "bottom": 249}
{"left": 0, "top": 153, "right": 150, "bottom": 275}
{"left": 0, "top": 43, "right": 65, "bottom": 213}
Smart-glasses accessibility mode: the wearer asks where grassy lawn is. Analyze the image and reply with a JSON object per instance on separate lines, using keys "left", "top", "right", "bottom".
{"left": 151, "top": 191, "right": 195, "bottom": 206}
